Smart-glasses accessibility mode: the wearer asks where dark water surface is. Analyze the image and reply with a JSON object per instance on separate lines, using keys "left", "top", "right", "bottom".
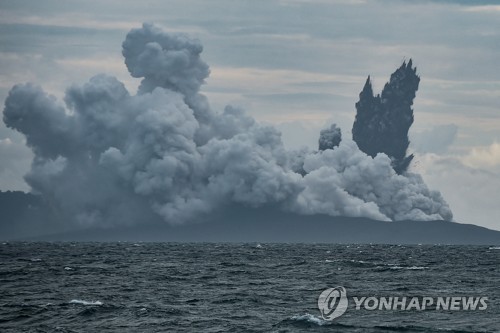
{"left": 0, "top": 243, "right": 498, "bottom": 332}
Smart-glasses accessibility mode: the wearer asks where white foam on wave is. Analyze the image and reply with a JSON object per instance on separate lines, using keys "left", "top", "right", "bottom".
{"left": 325, "top": 259, "right": 371, "bottom": 265}
{"left": 351, "top": 259, "right": 369, "bottom": 264}
{"left": 389, "top": 265, "right": 427, "bottom": 270}
{"left": 69, "top": 299, "right": 103, "bottom": 306}
{"left": 489, "top": 246, "right": 500, "bottom": 250}
{"left": 290, "top": 313, "right": 327, "bottom": 326}
{"left": 64, "top": 267, "right": 73, "bottom": 271}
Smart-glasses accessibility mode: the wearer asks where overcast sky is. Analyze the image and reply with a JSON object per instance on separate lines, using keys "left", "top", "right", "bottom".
{"left": 1, "top": 0, "right": 499, "bottom": 230}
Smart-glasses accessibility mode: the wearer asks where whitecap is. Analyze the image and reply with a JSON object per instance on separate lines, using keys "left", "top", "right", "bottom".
{"left": 256, "top": 243, "right": 263, "bottom": 249}
{"left": 64, "top": 267, "right": 73, "bottom": 271}
{"left": 351, "top": 259, "right": 369, "bottom": 264}
{"left": 488, "top": 246, "right": 500, "bottom": 250}
{"left": 389, "top": 265, "right": 427, "bottom": 270}
{"left": 290, "top": 313, "right": 327, "bottom": 326}
{"left": 69, "top": 299, "right": 103, "bottom": 306}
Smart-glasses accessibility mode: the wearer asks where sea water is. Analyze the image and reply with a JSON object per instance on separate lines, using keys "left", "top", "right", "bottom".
{"left": 0, "top": 243, "right": 498, "bottom": 332}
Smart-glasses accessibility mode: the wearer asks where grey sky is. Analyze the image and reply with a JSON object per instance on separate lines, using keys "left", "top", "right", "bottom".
{"left": 1, "top": 0, "right": 499, "bottom": 230}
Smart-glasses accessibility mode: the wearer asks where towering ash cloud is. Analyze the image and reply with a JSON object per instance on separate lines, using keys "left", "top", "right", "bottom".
{"left": 3, "top": 24, "right": 452, "bottom": 227}
{"left": 352, "top": 61, "right": 419, "bottom": 174}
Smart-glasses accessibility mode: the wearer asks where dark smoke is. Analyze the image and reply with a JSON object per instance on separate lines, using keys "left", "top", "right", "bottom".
{"left": 2, "top": 24, "right": 452, "bottom": 226}
{"left": 352, "top": 60, "right": 419, "bottom": 174}
{"left": 318, "top": 124, "right": 342, "bottom": 151}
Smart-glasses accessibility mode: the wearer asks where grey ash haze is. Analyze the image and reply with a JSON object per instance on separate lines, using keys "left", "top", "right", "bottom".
{"left": 2, "top": 24, "right": 454, "bottom": 234}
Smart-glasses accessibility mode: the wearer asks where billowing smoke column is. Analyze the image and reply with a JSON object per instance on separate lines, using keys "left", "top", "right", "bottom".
{"left": 3, "top": 24, "right": 452, "bottom": 226}
{"left": 318, "top": 124, "right": 341, "bottom": 151}
{"left": 352, "top": 60, "right": 419, "bottom": 174}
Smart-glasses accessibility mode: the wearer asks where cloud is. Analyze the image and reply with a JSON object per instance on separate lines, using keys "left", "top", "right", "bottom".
{"left": 0, "top": 134, "right": 32, "bottom": 191}
{"left": 462, "top": 141, "right": 500, "bottom": 170}
{"left": 410, "top": 124, "right": 458, "bottom": 154}
{"left": 2, "top": 23, "right": 453, "bottom": 227}
{"left": 417, "top": 153, "right": 500, "bottom": 230}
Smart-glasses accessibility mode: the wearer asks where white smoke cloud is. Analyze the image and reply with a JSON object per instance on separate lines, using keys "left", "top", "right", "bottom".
{"left": 122, "top": 23, "right": 210, "bottom": 96}
{"left": 299, "top": 140, "right": 452, "bottom": 221}
{"left": 2, "top": 23, "right": 452, "bottom": 227}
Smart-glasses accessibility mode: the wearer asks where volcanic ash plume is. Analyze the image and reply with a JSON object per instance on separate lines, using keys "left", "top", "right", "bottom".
{"left": 318, "top": 124, "right": 342, "bottom": 151}
{"left": 3, "top": 24, "right": 452, "bottom": 227}
{"left": 352, "top": 61, "right": 419, "bottom": 174}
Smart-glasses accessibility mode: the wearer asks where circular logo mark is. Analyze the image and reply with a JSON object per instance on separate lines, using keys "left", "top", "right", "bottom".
{"left": 318, "top": 286, "right": 348, "bottom": 320}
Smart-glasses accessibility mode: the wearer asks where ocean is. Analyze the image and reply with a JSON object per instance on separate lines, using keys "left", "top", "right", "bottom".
{"left": 0, "top": 243, "right": 498, "bottom": 332}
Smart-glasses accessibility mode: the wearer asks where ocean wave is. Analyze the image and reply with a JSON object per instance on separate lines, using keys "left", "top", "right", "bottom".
{"left": 325, "top": 259, "right": 373, "bottom": 265}
{"left": 325, "top": 259, "right": 429, "bottom": 271}
{"left": 389, "top": 266, "right": 428, "bottom": 270}
{"left": 373, "top": 324, "right": 480, "bottom": 332}
{"left": 39, "top": 303, "right": 54, "bottom": 308}
{"left": 489, "top": 246, "right": 500, "bottom": 250}
{"left": 69, "top": 299, "right": 103, "bottom": 306}
{"left": 289, "top": 313, "right": 328, "bottom": 326}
